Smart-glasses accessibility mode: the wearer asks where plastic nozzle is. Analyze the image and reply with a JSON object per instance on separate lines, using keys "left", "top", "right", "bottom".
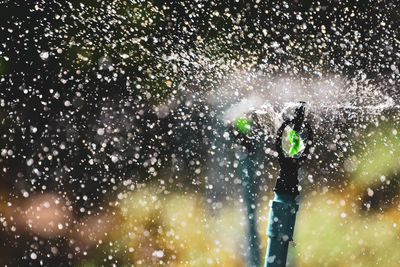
{"left": 287, "top": 130, "right": 301, "bottom": 155}
{"left": 234, "top": 117, "right": 252, "bottom": 135}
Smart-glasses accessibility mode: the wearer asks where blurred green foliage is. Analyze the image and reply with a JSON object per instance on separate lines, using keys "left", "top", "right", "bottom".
{"left": 296, "top": 191, "right": 400, "bottom": 266}
{"left": 352, "top": 122, "right": 400, "bottom": 186}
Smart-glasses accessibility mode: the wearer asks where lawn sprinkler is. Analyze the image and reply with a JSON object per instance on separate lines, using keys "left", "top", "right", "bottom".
{"left": 234, "top": 116, "right": 261, "bottom": 267}
{"left": 264, "top": 102, "right": 313, "bottom": 267}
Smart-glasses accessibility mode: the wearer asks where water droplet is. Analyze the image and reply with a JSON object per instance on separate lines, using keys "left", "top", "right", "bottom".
{"left": 40, "top": 51, "right": 49, "bottom": 60}
{"left": 97, "top": 128, "right": 105, "bottom": 135}
{"left": 30, "top": 252, "right": 37, "bottom": 260}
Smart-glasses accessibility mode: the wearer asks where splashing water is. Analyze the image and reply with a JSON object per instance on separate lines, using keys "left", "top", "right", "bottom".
{"left": 2, "top": 1, "right": 400, "bottom": 266}
{"left": 218, "top": 70, "right": 399, "bottom": 135}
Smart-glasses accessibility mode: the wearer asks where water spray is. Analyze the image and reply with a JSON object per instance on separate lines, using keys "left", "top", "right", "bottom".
{"left": 264, "top": 102, "right": 313, "bottom": 267}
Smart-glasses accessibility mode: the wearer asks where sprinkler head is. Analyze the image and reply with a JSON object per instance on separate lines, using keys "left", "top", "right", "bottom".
{"left": 274, "top": 101, "right": 313, "bottom": 195}
{"left": 234, "top": 117, "right": 252, "bottom": 135}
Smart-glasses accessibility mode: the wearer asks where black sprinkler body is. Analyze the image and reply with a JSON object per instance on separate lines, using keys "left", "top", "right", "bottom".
{"left": 274, "top": 102, "right": 313, "bottom": 196}
{"left": 292, "top": 101, "right": 306, "bottom": 132}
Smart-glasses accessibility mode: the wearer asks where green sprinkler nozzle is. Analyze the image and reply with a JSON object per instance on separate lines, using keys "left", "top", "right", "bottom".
{"left": 287, "top": 130, "right": 301, "bottom": 155}
{"left": 234, "top": 117, "right": 252, "bottom": 135}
